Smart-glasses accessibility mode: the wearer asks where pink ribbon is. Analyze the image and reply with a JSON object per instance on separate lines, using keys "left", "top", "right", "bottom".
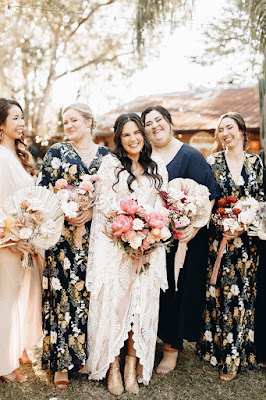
{"left": 210, "top": 236, "right": 227, "bottom": 285}
{"left": 174, "top": 242, "right": 188, "bottom": 291}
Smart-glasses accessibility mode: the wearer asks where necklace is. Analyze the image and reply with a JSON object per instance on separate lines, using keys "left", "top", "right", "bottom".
{"left": 72, "top": 142, "right": 97, "bottom": 166}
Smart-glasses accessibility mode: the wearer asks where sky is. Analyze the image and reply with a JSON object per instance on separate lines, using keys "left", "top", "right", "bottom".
{"left": 52, "top": 0, "right": 254, "bottom": 117}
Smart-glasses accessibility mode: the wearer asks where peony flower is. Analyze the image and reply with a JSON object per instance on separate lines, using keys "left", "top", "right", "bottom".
{"left": 223, "top": 217, "right": 240, "bottom": 233}
{"left": 56, "top": 189, "right": 71, "bottom": 202}
{"left": 145, "top": 211, "right": 167, "bottom": 229}
{"left": 51, "top": 157, "right": 61, "bottom": 169}
{"left": 55, "top": 178, "right": 68, "bottom": 190}
{"left": 128, "top": 234, "right": 143, "bottom": 250}
{"left": 121, "top": 229, "right": 137, "bottom": 242}
{"left": 132, "top": 218, "right": 145, "bottom": 231}
{"left": 112, "top": 214, "right": 133, "bottom": 238}
{"left": 79, "top": 180, "right": 93, "bottom": 193}
{"left": 120, "top": 199, "right": 143, "bottom": 216}
{"left": 19, "top": 227, "right": 33, "bottom": 240}
{"left": 61, "top": 201, "right": 79, "bottom": 219}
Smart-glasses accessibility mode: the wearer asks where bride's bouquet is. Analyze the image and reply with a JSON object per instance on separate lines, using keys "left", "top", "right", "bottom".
{"left": 104, "top": 199, "right": 171, "bottom": 274}
{"left": 0, "top": 186, "right": 64, "bottom": 268}
{"left": 210, "top": 195, "right": 259, "bottom": 284}
{"left": 160, "top": 178, "right": 211, "bottom": 290}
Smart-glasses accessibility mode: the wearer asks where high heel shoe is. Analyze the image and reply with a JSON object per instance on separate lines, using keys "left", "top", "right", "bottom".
{"left": 124, "top": 355, "right": 139, "bottom": 395}
{"left": 107, "top": 356, "right": 124, "bottom": 396}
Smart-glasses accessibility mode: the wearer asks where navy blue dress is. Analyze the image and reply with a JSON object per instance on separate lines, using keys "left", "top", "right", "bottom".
{"left": 255, "top": 169, "right": 266, "bottom": 363}
{"left": 158, "top": 144, "right": 220, "bottom": 350}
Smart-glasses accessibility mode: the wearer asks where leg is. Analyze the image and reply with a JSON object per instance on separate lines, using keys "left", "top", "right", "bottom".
{"left": 107, "top": 355, "right": 124, "bottom": 396}
{"left": 0, "top": 370, "right": 27, "bottom": 383}
{"left": 124, "top": 330, "right": 139, "bottom": 395}
{"left": 54, "top": 370, "right": 69, "bottom": 389}
{"left": 19, "top": 349, "right": 32, "bottom": 365}
{"left": 156, "top": 342, "right": 178, "bottom": 374}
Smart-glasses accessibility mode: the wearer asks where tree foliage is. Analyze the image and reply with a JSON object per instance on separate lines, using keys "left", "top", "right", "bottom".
{"left": 0, "top": 0, "right": 193, "bottom": 137}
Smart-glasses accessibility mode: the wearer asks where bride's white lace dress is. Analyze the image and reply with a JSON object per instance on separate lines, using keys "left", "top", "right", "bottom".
{"left": 82, "top": 154, "right": 168, "bottom": 384}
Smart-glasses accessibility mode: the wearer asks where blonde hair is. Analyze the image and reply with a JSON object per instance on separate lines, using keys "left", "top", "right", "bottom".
{"left": 62, "top": 102, "right": 97, "bottom": 136}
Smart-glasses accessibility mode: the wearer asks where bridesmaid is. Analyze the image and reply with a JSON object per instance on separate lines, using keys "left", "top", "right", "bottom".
{"left": 141, "top": 106, "right": 219, "bottom": 374}
{"left": 197, "top": 112, "right": 264, "bottom": 381}
{"left": 38, "top": 103, "right": 109, "bottom": 388}
{"left": 255, "top": 168, "right": 266, "bottom": 367}
{"left": 0, "top": 98, "right": 42, "bottom": 382}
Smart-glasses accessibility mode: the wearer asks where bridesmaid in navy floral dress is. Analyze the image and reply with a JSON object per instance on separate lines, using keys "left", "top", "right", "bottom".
{"left": 197, "top": 113, "right": 264, "bottom": 381}
{"left": 38, "top": 103, "right": 109, "bottom": 388}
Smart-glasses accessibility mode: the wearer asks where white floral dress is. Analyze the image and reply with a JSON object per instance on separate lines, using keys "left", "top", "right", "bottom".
{"left": 82, "top": 154, "right": 168, "bottom": 384}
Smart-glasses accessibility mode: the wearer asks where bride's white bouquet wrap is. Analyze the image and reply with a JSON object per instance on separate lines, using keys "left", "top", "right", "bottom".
{"left": 0, "top": 186, "right": 64, "bottom": 268}
{"left": 162, "top": 178, "right": 211, "bottom": 290}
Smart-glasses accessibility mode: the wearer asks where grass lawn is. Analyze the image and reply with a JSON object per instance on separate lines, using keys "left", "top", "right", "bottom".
{"left": 0, "top": 342, "right": 265, "bottom": 400}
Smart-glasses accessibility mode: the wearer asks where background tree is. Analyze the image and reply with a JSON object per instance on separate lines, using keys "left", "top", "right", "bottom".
{"left": 0, "top": 0, "right": 193, "bottom": 138}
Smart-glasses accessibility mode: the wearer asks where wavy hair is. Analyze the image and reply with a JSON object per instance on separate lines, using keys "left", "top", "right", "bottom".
{"left": 0, "top": 98, "right": 35, "bottom": 175}
{"left": 141, "top": 105, "right": 173, "bottom": 128}
{"left": 112, "top": 113, "right": 163, "bottom": 192}
{"left": 212, "top": 112, "right": 248, "bottom": 153}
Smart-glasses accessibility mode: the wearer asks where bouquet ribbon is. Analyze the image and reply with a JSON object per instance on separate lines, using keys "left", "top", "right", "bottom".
{"left": 174, "top": 242, "right": 188, "bottom": 291}
{"left": 75, "top": 224, "right": 86, "bottom": 249}
{"left": 210, "top": 236, "right": 227, "bottom": 285}
{"left": 132, "top": 254, "right": 147, "bottom": 276}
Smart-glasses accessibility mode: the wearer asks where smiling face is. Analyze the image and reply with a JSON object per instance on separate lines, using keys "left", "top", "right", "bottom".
{"left": 120, "top": 120, "right": 144, "bottom": 161}
{"left": 0, "top": 105, "right": 25, "bottom": 141}
{"left": 218, "top": 117, "right": 244, "bottom": 150}
{"left": 143, "top": 109, "right": 172, "bottom": 148}
{"left": 63, "top": 108, "right": 92, "bottom": 144}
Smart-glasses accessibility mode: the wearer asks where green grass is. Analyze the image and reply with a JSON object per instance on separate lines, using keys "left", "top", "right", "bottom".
{"left": 1, "top": 342, "right": 265, "bottom": 400}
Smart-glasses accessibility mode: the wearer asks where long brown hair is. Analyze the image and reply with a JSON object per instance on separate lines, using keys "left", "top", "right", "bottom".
{"left": 212, "top": 112, "right": 248, "bottom": 153}
{"left": 0, "top": 98, "right": 35, "bottom": 175}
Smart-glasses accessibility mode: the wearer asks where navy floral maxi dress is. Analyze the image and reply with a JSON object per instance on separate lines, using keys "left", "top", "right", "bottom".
{"left": 197, "top": 151, "right": 264, "bottom": 376}
{"left": 38, "top": 142, "right": 109, "bottom": 372}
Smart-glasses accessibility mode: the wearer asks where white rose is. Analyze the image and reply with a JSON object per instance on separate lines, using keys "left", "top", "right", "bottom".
{"left": 43, "top": 276, "right": 48, "bottom": 290}
{"left": 160, "top": 226, "right": 171, "bottom": 241}
{"left": 40, "top": 220, "right": 56, "bottom": 236}
{"left": 61, "top": 201, "right": 79, "bottom": 219}
{"left": 223, "top": 217, "right": 240, "bottom": 233}
{"left": 129, "top": 235, "right": 143, "bottom": 250}
{"left": 231, "top": 284, "right": 240, "bottom": 296}
{"left": 19, "top": 227, "right": 33, "bottom": 240}
{"left": 132, "top": 218, "right": 145, "bottom": 231}
{"left": 238, "top": 210, "right": 256, "bottom": 226}
{"left": 51, "top": 157, "right": 61, "bottom": 169}
{"left": 179, "top": 216, "right": 190, "bottom": 227}
{"left": 51, "top": 277, "right": 62, "bottom": 290}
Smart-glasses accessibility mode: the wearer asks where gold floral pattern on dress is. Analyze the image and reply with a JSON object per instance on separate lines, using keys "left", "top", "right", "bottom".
{"left": 197, "top": 151, "right": 264, "bottom": 376}
{"left": 38, "top": 142, "right": 109, "bottom": 372}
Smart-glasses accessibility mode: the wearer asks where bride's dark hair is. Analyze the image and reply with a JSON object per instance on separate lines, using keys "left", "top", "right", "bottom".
{"left": 112, "top": 113, "right": 163, "bottom": 192}
{"left": 0, "top": 98, "right": 35, "bottom": 175}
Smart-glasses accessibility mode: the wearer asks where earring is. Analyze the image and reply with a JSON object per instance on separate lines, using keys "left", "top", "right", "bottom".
{"left": 0, "top": 130, "right": 3, "bottom": 141}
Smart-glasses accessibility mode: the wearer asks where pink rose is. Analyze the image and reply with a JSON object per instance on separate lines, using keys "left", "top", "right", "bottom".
{"left": 122, "top": 229, "right": 137, "bottom": 242}
{"left": 112, "top": 214, "right": 133, "bottom": 238}
{"left": 55, "top": 179, "right": 68, "bottom": 190}
{"left": 145, "top": 211, "right": 166, "bottom": 229}
{"left": 79, "top": 181, "right": 93, "bottom": 192}
{"left": 120, "top": 200, "right": 143, "bottom": 216}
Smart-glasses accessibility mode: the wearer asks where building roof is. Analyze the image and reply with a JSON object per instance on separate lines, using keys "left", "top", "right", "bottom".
{"left": 96, "top": 85, "right": 260, "bottom": 136}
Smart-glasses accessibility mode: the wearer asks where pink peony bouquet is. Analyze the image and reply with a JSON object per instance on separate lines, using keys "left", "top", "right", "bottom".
{"left": 105, "top": 199, "right": 171, "bottom": 274}
{"left": 0, "top": 187, "right": 64, "bottom": 268}
{"left": 54, "top": 174, "right": 99, "bottom": 219}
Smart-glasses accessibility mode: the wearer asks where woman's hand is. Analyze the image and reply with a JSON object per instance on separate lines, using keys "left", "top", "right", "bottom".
{"left": 223, "top": 228, "right": 245, "bottom": 241}
{"left": 179, "top": 226, "right": 200, "bottom": 244}
{"left": 67, "top": 209, "right": 93, "bottom": 227}
{"left": 9, "top": 241, "right": 34, "bottom": 256}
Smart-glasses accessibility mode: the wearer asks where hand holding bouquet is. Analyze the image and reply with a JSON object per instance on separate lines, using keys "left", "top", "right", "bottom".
{"left": 55, "top": 174, "right": 98, "bottom": 248}
{"left": 105, "top": 199, "right": 171, "bottom": 275}
{"left": 160, "top": 178, "right": 211, "bottom": 290}
{"left": 0, "top": 186, "right": 64, "bottom": 268}
{"left": 210, "top": 195, "right": 259, "bottom": 284}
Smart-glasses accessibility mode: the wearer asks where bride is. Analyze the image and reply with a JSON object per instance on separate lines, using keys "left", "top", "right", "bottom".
{"left": 0, "top": 98, "right": 42, "bottom": 382}
{"left": 81, "top": 113, "right": 168, "bottom": 395}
